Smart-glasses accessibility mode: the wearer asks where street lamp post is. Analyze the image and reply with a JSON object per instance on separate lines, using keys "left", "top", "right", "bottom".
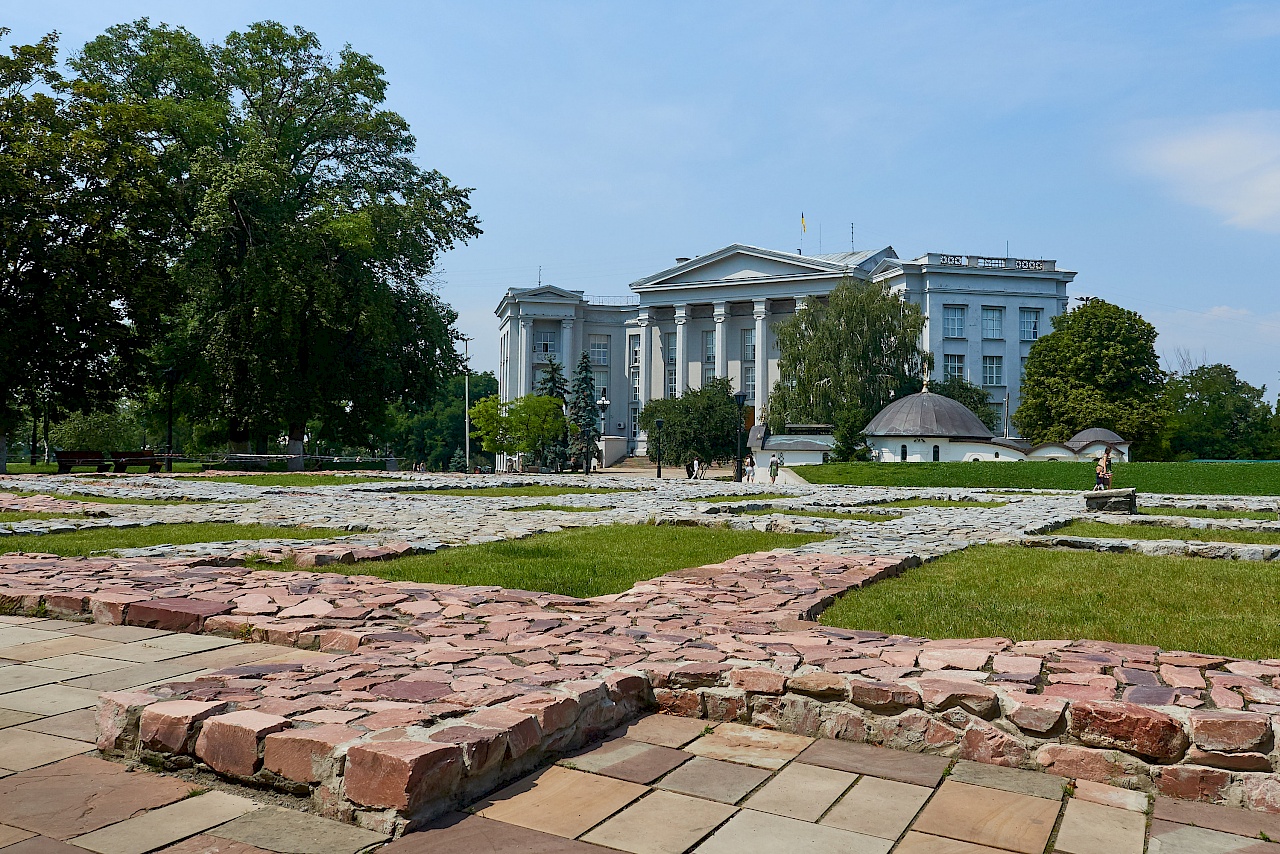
{"left": 655, "top": 418, "right": 664, "bottom": 479}
{"left": 596, "top": 394, "right": 609, "bottom": 474}
{"left": 733, "top": 392, "right": 747, "bottom": 482}
{"left": 163, "top": 367, "right": 178, "bottom": 473}
{"left": 462, "top": 336, "right": 472, "bottom": 472}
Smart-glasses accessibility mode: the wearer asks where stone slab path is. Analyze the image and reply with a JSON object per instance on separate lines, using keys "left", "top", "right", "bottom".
{"left": 0, "top": 619, "right": 387, "bottom": 854}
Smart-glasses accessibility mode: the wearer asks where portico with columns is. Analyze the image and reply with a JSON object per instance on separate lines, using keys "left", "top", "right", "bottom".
{"left": 495, "top": 243, "right": 1075, "bottom": 459}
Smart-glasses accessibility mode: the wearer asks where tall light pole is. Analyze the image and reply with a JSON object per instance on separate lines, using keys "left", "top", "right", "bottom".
{"left": 462, "top": 336, "right": 472, "bottom": 472}
{"left": 733, "top": 392, "right": 747, "bottom": 482}
{"left": 655, "top": 418, "right": 664, "bottom": 479}
{"left": 596, "top": 394, "right": 610, "bottom": 473}
{"left": 163, "top": 367, "right": 178, "bottom": 473}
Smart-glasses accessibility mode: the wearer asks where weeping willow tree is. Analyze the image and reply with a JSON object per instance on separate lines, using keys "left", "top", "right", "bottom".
{"left": 768, "top": 278, "right": 930, "bottom": 438}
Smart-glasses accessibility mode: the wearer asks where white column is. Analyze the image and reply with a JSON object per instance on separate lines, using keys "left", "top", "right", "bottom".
{"left": 674, "top": 305, "right": 688, "bottom": 396}
{"left": 637, "top": 317, "right": 652, "bottom": 408}
{"left": 754, "top": 299, "right": 769, "bottom": 415}
{"left": 561, "top": 319, "right": 575, "bottom": 370}
{"left": 519, "top": 319, "right": 533, "bottom": 397}
{"left": 714, "top": 302, "right": 728, "bottom": 379}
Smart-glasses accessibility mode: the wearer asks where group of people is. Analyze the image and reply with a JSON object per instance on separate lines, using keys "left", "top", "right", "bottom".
{"left": 687, "top": 452, "right": 782, "bottom": 484}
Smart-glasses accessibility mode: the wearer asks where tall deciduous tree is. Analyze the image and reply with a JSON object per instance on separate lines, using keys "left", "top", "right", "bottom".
{"left": 639, "top": 377, "right": 742, "bottom": 472}
{"left": 1014, "top": 298, "right": 1168, "bottom": 456}
{"left": 768, "top": 278, "right": 929, "bottom": 431}
{"left": 73, "top": 21, "right": 481, "bottom": 466}
{"left": 567, "top": 352, "right": 600, "bottom": 472}
{"left": 387, "top": 371, "right": 497, "bottom": 470}
{"left": 468, "top": 394, "right": 565, "bottom": 468}
{"left": 1162, "top": 364, "right": 1276, "bottom": 460}
{"left": 0, "top": 29, "right": 166, "bottom": 472}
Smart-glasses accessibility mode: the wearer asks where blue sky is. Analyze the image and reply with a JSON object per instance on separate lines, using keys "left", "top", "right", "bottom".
{"left": 11, "top": 2, "right": 1280, "bottom": 387}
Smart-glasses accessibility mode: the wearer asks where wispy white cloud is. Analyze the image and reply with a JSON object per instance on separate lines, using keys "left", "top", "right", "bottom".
{"left": 1146, "top": 304, "right": 1280, "bottom": 391}
{"left": 1135, "top": 111, "right": 1280, "bottom": 233}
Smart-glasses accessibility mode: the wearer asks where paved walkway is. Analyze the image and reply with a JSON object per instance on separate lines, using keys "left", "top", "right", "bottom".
{"left": 0, "top": 618, "right": 386, "bottom": 854}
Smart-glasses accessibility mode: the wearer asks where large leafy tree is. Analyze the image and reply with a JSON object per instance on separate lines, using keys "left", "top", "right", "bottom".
{"left": 468, "top": 394, "right": 565, "bottom": 468}
{"left": 1162, "top": 364, "right": 1277, "bottom": 461}
{"left": 639, "top": 377, "right": 742, "bottom": 473}
{"left": 0, "top": 30, "right": 167, "bottom": 471}
{"left": 72, "top": 21, "right": 481, "bottom": 466}
{"left": 768, "top": 278, "right": 929, "bottom": 433}
{"left": 567, "top": 352, "right": 601, "bottom": 472}
{"left": 387, "top": 371, "right": 497, "bottom": 471}
{"left": 1014, "top": 298, "right": 1168, "bottom": 456}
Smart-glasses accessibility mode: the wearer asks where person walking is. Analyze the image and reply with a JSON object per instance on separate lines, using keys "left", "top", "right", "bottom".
{"left": 768, "top": 453, "right": 780, "bottom": 485}
{"left": 691, "top": 457, "right": 701, "bottom": 480}
{"left": 745, "top": 454, "right": 755, "bottom": 483}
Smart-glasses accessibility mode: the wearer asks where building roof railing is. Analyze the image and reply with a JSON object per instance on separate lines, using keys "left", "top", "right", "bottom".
{"left": 585, "top": 294, "right": 640, "bottom": 306}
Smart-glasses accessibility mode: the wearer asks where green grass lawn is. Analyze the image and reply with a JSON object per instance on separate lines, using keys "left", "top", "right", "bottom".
{"left": 2, "top": 490, "right": 212, "bottom": 506}
{"left": 1140, "top": 506, "right": 1277, "bottom": 521}
{"left": 820, "top": 544, "right": 1280, "bottom": 660}
{"left": 405, "top": 486, "right": 633, "bottom": 498}
{"left": 798, "top": 461, "right": 1280, "bottom": 496}
{"left": 1055, "top": 520, "right": 1280, "bottom": 545}
{"left": 499, "top": 504, "right": 608, "bottom": 512}
{"left": 690, "top": 492, "right": 794, "bottom": 503}
{"left": 0, "top": 511, "right": 88, "bottom": 522}
{"left": 176, "top": 475, "right": 401, "bottom": 487}
{"left": 874, "top": 498, "right": 1007, "bottom": 509}
{"left": 737, "top": 507, "right": 900, "bottom": 522}
{"left": 0, "top": 523, "right": 348, "bottom": 557}
{"left": 327, "top": 524, "right": 826, "bottom": 598}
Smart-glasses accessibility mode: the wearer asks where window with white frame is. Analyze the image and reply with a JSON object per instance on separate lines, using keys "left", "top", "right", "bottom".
{"left": 743, "top": 364, "right": 756, "bottom": 399}
{"left": 990, "top": 405, "right": 1004, "bottom": 435}
{"left": 630, "top": 370, "right": 640, "bottom": 402}
{"left": 702, "top": 363, "right": 715, "bottom": 386}
{"left": 982, "top": 355, "right": 1004, "bottom": 386}
{"left": 982, "top": 307, "right": 1004, "bottom": 340}
{"left": 742, "top": 328, "right": 756, "bottom": 361}
{"left": 702, "top": 330, "right": 715, "bottom": 363}
{"left": 943, "top": 306, "right": 966, "bottom": 338}
{"left": 1019, "top": 309, "right": 1041, "bottom": 341}
{"left": 631, "top": 409, "right": 638, "bottom": 438}
{"left": 665, "top": 365, "right": 677, "bottom": 398}
{"left": 943, "top": 354, "right": 965, "bottom": 381}
{"left": 1020, "top": 357, "right": 1028, "bottom": 380}
{"left": 533, "top": 330, "right": 558, "bottom": 354}
{"left": 589, "top": 334, "right": 610, "bottom": 366}
{"left": 664, "top": 333, "right": 676, "bottom": 364}
{"left": 593, "top": 370, "right": 609, "bottom": 400}
{"left": 628, "top": 335, "right": 640, "bottom": 366}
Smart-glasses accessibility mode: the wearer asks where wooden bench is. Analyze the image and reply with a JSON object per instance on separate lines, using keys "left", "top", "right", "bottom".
{"left": 110, "top": 450, "right": 162, "bottom": 473}
{"left": 54, "top": 451, "right": 111, "bottom": 474}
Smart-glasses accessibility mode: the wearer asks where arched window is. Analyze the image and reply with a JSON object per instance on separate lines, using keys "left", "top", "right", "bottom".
{"left": 900, "top": 444, "right": 908, "bottom": 462}
{"left": 932, "top": 445, "right": 940, "bottom": 462}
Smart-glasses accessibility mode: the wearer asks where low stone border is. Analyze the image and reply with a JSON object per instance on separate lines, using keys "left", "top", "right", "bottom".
{"left": 1022, "top": 535, "right": 1280, "bottom": 561}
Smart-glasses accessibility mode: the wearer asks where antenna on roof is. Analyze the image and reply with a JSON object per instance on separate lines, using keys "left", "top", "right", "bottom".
{"left": 851, "top": 223, "right": 855, "bottom": 252}
{"left": 537, "top": 266, "right": 542, "bottom": 286}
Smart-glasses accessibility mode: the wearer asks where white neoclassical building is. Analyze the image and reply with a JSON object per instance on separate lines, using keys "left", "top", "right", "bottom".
{"left": 495, "top": 244, "right": 1076, "bottom": 456}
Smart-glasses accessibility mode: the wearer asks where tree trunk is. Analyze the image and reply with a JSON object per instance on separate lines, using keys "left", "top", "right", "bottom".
{"left": 29, "top": 413, "right": 37, "bottom": 466}
{"left": 42, "top": 404, "right": 50, "bottom": 464}
{"left": 286, "top": 424, "right": 305, "bottom": 472}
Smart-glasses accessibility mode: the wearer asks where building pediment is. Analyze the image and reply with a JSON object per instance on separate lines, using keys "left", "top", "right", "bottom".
{"left": 630, "top": 245, "right": 894, "bottom": 292}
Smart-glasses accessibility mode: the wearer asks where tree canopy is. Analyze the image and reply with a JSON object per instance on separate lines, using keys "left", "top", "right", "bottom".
{"left": 468, "top": 394, "right": 565, "bottom": 467}
{"left": 1014, "top": 298, "right": 1168, "bottom": 456}
{"left": 64, "top": 20, "right": 480, "bottom": 464}
{"left": 639, "top": 377, "right": 743, "bottom": 471}
{"left": 1162, "top": 364, "right": 1277, "bottom": 461}
{"left": 567, "top": 352, "right": 600, "bottom": 471}
{"left": 768, "top": 278, "right": 929, "bottom": 432}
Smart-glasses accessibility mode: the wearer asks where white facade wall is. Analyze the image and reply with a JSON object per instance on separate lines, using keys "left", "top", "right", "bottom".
{"left": 495, "top": 245, "right": 1076, "bottom": 457}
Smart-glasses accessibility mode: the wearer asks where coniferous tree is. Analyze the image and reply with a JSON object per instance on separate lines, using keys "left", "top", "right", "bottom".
{"left": 534, "top": 357, "right": 569, "bottom": 470}
{"left": 567, "top": 352, "right": 600, "bottom": 472}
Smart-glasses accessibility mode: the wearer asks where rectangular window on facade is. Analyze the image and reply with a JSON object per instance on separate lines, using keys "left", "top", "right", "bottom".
{"left": 743, "top": 364, "right": 756, "bottom": 398}
{"left": 742, "top": 328, "right": 756, "bottom": 361}
{"left": 593, "top": 370, "right": 608, "bottom": 400}
{"left": 1020, "top": 357, "right": 1028, "bottom": 380}
{"left": 702, "top": 364, "right": 716, "bottom": 386}
{"left": 982, "top": 307, "right": 1004, "bottom": 339}
{"left": 631, "top": 409, "right": 638, "bottom": 438}
{"left": 533, "top": 330, "right": 558, "bottom": 354}
{"left": 630, "top": 370, "right": 640, "bottom": 402}
{"left": 703, "top": 330, "right": 715, "bottom": 363}
{"left": 665, "top": 333, "right": 676, "bottom": 364}
{"left": 666, "top": 365, "right": 677, "bottom": 398}
{"left": 982, "top": 355, "right": 1004, "bottom": 386}
{"left": 990, "top": 405, "right": 1004, "bottom": 435}
{"left": 1019, "top": 309, "right": 1041, "bottom": 341}
{"left": 943, "top": 306, "right": 966, "bottom": 338}
{"left": 589, "top": 334, "right": 610, "bottom": 366}
{"left": 943, "top": 353, "right": 965, "bottom": 381}
{"left": 628, "top": 335, "right": 640, "bottom": 366}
